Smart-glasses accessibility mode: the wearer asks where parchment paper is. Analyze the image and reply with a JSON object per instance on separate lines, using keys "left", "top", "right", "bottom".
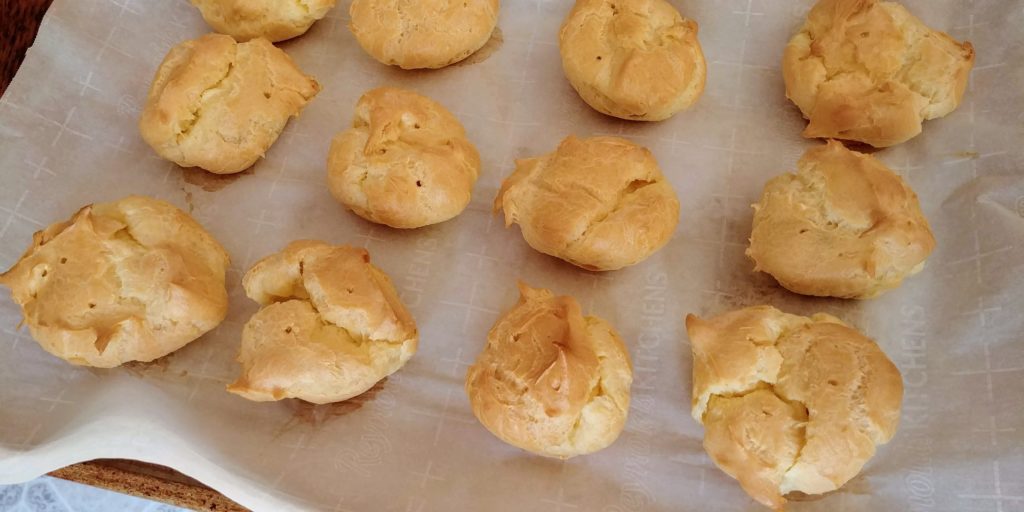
{"left": 1, "top": 0, "right": 1022, "bottom": 510}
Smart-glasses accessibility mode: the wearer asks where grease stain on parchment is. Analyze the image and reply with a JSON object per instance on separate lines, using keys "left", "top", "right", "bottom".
{"left": 455, "top": 27, "right": 503, "bottom": 67}
{"left": 274, "top": 378, "right": 389, "bottom": 437}
{"left": 121, "top": 355, "right": 172, "bottom": 378}
{"left": 952, "top": 150, "right": 979, "bottom": 159}
{"left": 117, "top": 354, "right": 187, "bottom": 380}
{"left": 181, "top": 167, "right": 253, "bottom": 192}
{"left": 786, "top": 474, "right": 872, "bottom": 502}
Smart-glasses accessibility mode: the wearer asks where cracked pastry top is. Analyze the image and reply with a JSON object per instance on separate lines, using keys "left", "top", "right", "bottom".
{"left": 559, "top": 0, "right": 706, "bottom": 121}
{"left": 747, "top": 140, "right": 935, "bottom": 299}
{"left": 465, "top": 282, "right": 632, "bottom": 458}
{"left": 495, "top": 135, "right": 679, "bottom": 271}
{"left": 687, "top": 305, "right": 903, "bottom": 510}
{"left": 783, "top": 0, "right": 974, "bottom": 147}
{"left": 139, "top": 33, "right": 320, "bottom": 175}
{"left": 0, "top": 196, "right": 229, "bottom": 368}
{"left": 228, "top": 240, "right": 417, "bottom": 404}
{"left": 348, "top": 0, "right": 500, "bottom": 69}
{"left": 190, "top": 0, "right": 338, "bottom": 42}
{"left": 327, "top": 87, "right": 481, "bottom": 229}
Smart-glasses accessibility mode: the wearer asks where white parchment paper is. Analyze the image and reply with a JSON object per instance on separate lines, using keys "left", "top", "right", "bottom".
{"left": 1, "top": 0, "right": 1022, "bottom": 510}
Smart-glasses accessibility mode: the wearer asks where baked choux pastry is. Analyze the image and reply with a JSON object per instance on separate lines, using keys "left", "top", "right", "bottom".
{"left": 465, "top": 282, "right": 632, "bottom": 458}
{"left": 0, "top": 196, "right": 229, "bottom": 368}
{"left": 687, "top": 305, "right": 903, "bottom": 510}
{"left": 190, "top": 0, "right": 338, "bottom": 42}
{"left": 559, "top": 0, "right": 706, "bottom": 121}
{"left": 140, "top": 34, "right": 320, "bottom": 174}
{"left": 327, "top": 87, "right": 481, "bottom": 229}
{"left": 348, "top": 0, "right": 500, "bottom": 69}
{"left": 495, "top": 135, "right": 679, "bottom": 271}
{"left": 783, "top": 0, "right": 974, "bottom": 147}
{"left": 228, "top": 241, "right": 417, "bottom": 404}
{"left": 747, "top": 140, "right": 935, "bottom": 299}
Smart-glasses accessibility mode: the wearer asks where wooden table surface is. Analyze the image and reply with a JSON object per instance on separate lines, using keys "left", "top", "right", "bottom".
{"left": 3, "top": 2, "right": 247, "bottom": 510}
{"left": 49, "top": 460, "right": 248, "bottom": 511}
{"left": 2, "top": 0, "right": 53, "bottom": 95}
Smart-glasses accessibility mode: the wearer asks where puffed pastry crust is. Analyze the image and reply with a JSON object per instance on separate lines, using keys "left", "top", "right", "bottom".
{"left": 783, "top": 0, "right": 974, "bottom": 147}
{"left": 349, "top": 0, "right": 500, "bottom": 69}
{"left": 747, "top": 140, "right": 935, "bottom": 299}
{"left": 0, "top": 196, "right": 229, "bottom": 368}
{"left": 495, "top": 135, "right": 679, "bottom": 271}
{"left": 559, "top": 0, "right": 706, "bottom": 121}
{"left": 687, "top": 305, "right": 903, "bottom": 510}
{"left": 139, "top": 33, "right": 320, "bottom": 174}
{"left": 228, "top": 241, "right": 417, "bottom": 404}
{"left": 190, "top": 0, "right": 338, "bottom": 42}
{"left": 465, "top": 282, "right": 632, "bottom": 458}
{"left": 327, "top": 87, "right": 481, "bottom": 229}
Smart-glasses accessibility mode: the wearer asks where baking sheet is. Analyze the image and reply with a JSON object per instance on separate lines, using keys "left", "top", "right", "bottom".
{"left": 1, "top": 0, "right": 1022, "bottom": 510}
